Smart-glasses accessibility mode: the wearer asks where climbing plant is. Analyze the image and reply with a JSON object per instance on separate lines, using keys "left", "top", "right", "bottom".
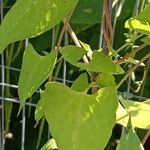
{"left": 0, "top": 0, "right": 150, "bottom": 149}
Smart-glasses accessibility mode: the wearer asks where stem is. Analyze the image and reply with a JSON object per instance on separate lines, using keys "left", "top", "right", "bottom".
{"left": 140, "top": 59, "right": 150, "bottom": 97}
{"left": 12, "top": 41, "right": 23, "bottom": 62}
{"left": 36, "top": 118, "right": 45, "bottom": 149}
{"left": 117, "top": 53, "right": 150, "bottom": 89}
{"left": 5, "top": 43, "right": 14, "bottom": 133}
{"left": 142, "top": 129, "right": 150, "bottom": 145}
{"left": 64, "top": 21, "right": 89, "bottom": 64}
{"left": 116, "top": 43, "right": 147, "bottom": 65}
{"left": 116, "top": 34, "right": 143, "bottom": 53}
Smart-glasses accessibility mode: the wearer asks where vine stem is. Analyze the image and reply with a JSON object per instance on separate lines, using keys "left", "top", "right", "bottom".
{"left": 142, "top": 129, "right": 150, "bottom": 145}
{"left": 116, "top": 34, "right": 143, "bottom": 53}
{"left": 63, "top": 20, "right": 90, "bottom": 64}
{"left": 117, "top": 53, "right": 150, "bottom": 89}
{"left": 116, "top": 43, "right": 147, "bottom": 65}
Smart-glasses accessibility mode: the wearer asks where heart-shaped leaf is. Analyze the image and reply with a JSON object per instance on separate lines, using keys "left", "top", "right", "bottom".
{"left": 38, "top": 82, "right": 118, "bottom": 150}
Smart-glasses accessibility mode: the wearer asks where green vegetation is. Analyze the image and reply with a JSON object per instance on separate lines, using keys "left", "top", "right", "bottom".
{"left": 0, "top": 0, "right": 150, "bottom": 149}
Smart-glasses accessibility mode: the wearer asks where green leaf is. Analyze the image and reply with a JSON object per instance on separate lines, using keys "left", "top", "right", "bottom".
{"left": 60, "top": 45, "right": 87, "bottom": 64}
{"left": 117, "top": 117, "right": 144, "bottom": 150}
{"left": 141, "top": 36, "right": 150, "bottom": 45}
{"left": 0, "top": 0, "right": 78, "bottom": 53}
{"left": 18, "top": 44, "right": 57, "bottom": 107}
{"left": 41, "top": 138, "right": 58, "bottom": 150}
{"left": 125, "top": 18, "right": 150, "bottom": 34}
{"left": 98, "top": 73, "right": 116, "bottom": 88}
{"left": 40, "top": 82, "right": 118, "bottom": 150}
{"left": 116, "top": 100, "right": 150, "bottom": 129}
{"left": 60, "top": 45, "right": 124, "bottom": 74}
{"left": 117, "top": 0, "right": 135, "bottom": 20}
{"left": 71, "top": 73, "right": 89, "bottom": 92}
{"left": 138, "top": 4, "right": 150, "bottom": 23}
{"left": 35, "top": 98, "right": 44, "bottom": 122}
{"left": 71, "top": 0, "right": 103, "bottom": 24}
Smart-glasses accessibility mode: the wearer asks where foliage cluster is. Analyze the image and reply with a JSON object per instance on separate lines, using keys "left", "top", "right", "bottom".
{"left": 0, "top": 0, "right": 150, "bottom": 149}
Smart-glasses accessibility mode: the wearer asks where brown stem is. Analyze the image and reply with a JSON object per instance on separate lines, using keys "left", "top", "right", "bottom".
{"left": 64, "top": 21, "right": 89, "bottom": 64}
{"left": 117, "top": 53, "right": 150, "bottom": 89}
{"left": 116, "top": 44, "right": 147, "bottom": 65}
{"left": 142, "top": 129, "right": 150, "bottom": 145}
{"left": 104, "top": 0, "right": 113, "bottom": 42}
{"left": 135, "top": 64, "right": 148, "bottom": 93}
{"left": 56, "top": 25, "right": 66, "bottom": 49}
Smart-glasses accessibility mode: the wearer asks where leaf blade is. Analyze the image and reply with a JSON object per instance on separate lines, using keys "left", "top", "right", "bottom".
{"left": 40, "top": 82, "right": 118, "bottom": 150}
{"left": 0, "top": 0, "right": 78, "bottom": 53}
{"left": 18, "top": 44, "right": 57, "bottom": 106}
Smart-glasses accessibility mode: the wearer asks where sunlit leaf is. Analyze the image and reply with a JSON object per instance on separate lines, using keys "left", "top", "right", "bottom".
{"left": 60, "top": 45, "right": 124, "bottom": 74}
{"left": 41, "top": 138, "right": 58, "bottom": 150}
{"left": 39, "top": 82, "right": 118, "bottom": 150}
{"left": 0, "top": 0, "right": 78, "bottom": 53}
{"left": 18, "top": 44, "right": 57, "bottom": 107}
{"left": 116, "top": 100, "right": 150, "bottom": 129}
{"left": 125, "top": 18, "right": 150, "bottom": 34}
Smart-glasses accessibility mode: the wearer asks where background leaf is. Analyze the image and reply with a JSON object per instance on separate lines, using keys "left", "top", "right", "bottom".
{"left": 116, "top": 100, "right": 150, "bottom": 129}
{"left": 71, "top": 0, "right": 103, "bottom": 24}
{"left": 138, "top": 4, "right": 150, "bottom": 23}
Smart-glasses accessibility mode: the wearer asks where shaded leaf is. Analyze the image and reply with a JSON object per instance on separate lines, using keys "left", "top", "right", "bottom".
{"left": 117, "top": 0, "right": 135, "bottom": 20}
{"left": 60, "top": 45, "right": 124, "bottom": 74}
{"left": 71, "top": 0, "right": 103, "bottom": 24}
{"left": 98, "top": 73, "right": 116, "bottom": 88}
{"left": 40, "top": 82, "right": 118, "bottom": 150}
{"left": 142, "top": 36, "right": 150, "bottom": 45}
{"left": 117, "top": 117, "right": 144, "bottom": 150}
{"left": 0, "top": 0, "right": 78, "bottom": 53}
{"left": 18, "top": 44, "right": 57, "bottom": 107}
{"left": 138, "top": 4, "right": 150, "bottom": 23}
{"left": 71, "top": 73, "right": 89, "bottom": 92}
{"left": 35, "top": 98, "right": 44, "bottom": 122}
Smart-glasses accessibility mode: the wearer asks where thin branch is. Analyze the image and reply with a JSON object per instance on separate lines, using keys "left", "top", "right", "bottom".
{"left": 135, "top": 64, "right": 148, "bottom": 93}
{"left": 116, "top": 34, "right": 143, "bottom": 53}
{"left": 142, "top": 129, "right": 150, "bottom": 145}
{"left": 116, "top": 43, "right": 147, "bottom": 65}
{"left": 64, "top": 21, "right": 89, "bottom": 64}
{"left": 117, "top": 53, "right": 150, "bottom": 89}
{"left": 56, "top": 25, "right": 66, "bottom": 49}
{"left": 104, "top": 0, "right": 113, "bottom": 42}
